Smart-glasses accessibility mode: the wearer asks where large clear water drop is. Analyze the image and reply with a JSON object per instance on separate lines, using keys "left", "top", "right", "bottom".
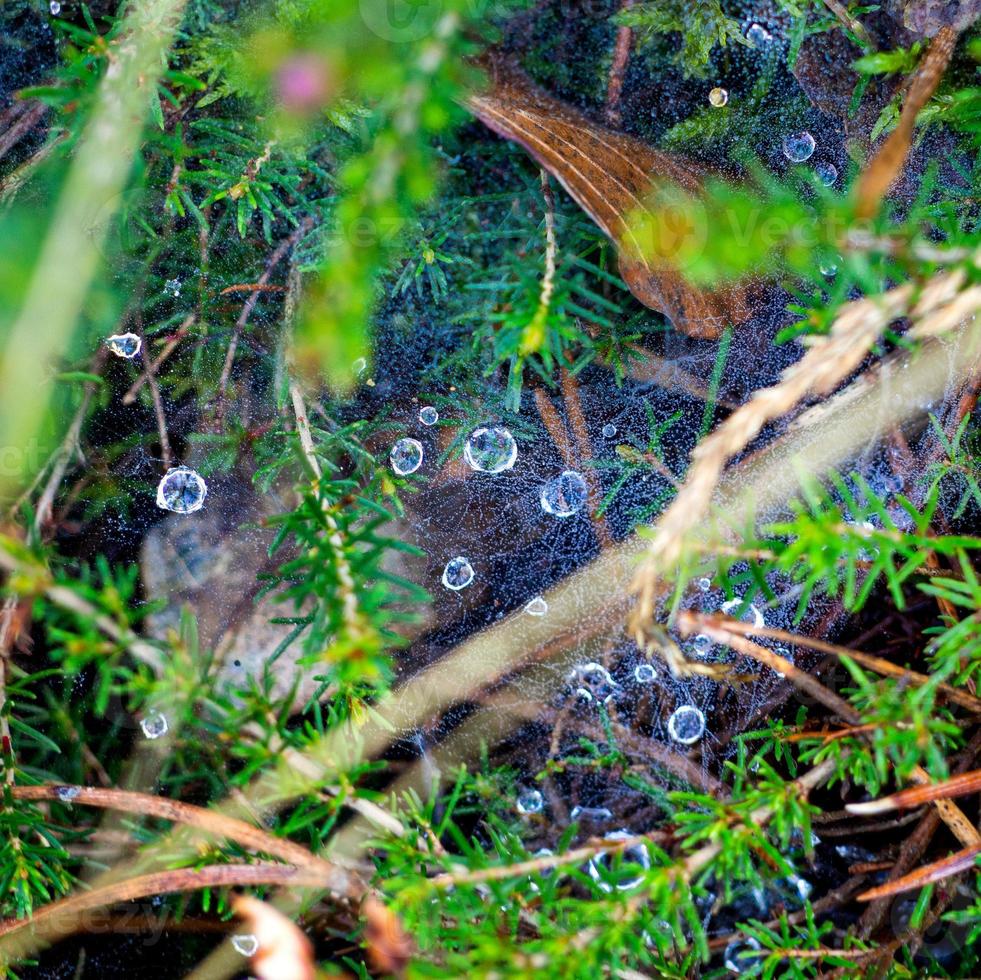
{"left": 390, "top": 437, "right": 423, "bottom": 475}
{"left": 441, "top": 556, "right": 474, "bottom": 590}
{"left": 463, "top": 426, "right": 517, "bottom": 473}
{"left": 667, "top": 705, "right": 705, "bottom": 745}
{"left": 540, "top": 470, "right": 588, "bottom": 517}
{"left": 156, "top": 466, "right": 207, "bottom": 514}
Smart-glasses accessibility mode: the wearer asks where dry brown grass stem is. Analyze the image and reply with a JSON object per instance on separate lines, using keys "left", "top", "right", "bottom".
{"left": 630, "top": 261, "right": 981, "bottom": 637}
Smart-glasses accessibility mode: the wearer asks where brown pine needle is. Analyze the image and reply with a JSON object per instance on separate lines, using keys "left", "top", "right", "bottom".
{"left": 847, "top": 768, "right": 981, "bottom": 816}
{"left": 856, "top": 844, "right": 981, "bottom": 902}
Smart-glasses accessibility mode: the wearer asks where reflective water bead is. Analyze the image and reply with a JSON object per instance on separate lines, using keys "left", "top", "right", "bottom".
{"left": 524, "top": 595, "right": 548, "bottom": 616}
{"left": 815, "top": 161, "right": 838, "bottom": 185}
{"left": 569, "top": 662, "right": 617, "bottom": 704}
{"left": 774, "top": 644, "right": 794, "bottom": 678}
{"left": 667, "top": 705, "right": 705, "bottom": 745}
{"left": 697, "top": 576, "right": 711, "bottom": 591}
{"left": 419, "top": 405, "right": 438, "bottom": 426}
{"left": 55, "top": 785, "right": 79, "bottom": 803}
{"left": 106, "top": 332, "right": 141, "bottom": 359}
{"left": 819, "top": 258, "right": 838, "bottom": 276}
{"left": 390, "top": 437, "right": 423, "bottom": 475}
{"left": 721, "top": 597, "right": 765, "bottom": 628}
{"left": 463, "top": 425, "right": 517, "bottom": 473}
{"left": 516, "top": 788, "right": 544, "bottom": 814}
{"left": 156, "top": 466, "right": 207, "bottom": 514}
{"left": 724, "top": 936, "right": 763, "bottom": 974}
{"left": 634, "top": 663, "right": 657, "bottom": 683}
{"left": 746, "top": 23, "right": 772, "bottom": 44}
{"left": 49, "top": 1, "right": 61, "bottom": 13}
{"left": 140, "top": 710, "right": 168, "bottom": 740}
{"left": 709, "top": 86, "right": 728, "bottom": 107}
{"left": 587, "top": 830, "right": 650, "bottom": 892}
{"left": 692, "top": 633, "right": 713, "bottom": 657}
{"left": 231, "top": 934, "right": 259, "bottom": 957}
{"left": 441, "top": 556, "right": 474, "bottom": 591}
{"left": 601, "top": 423, "right": 616, "bottom": 438}
{"left": 783, "top": 131, "right": 816, "bottom": 163}
{"left": 540, "top": 470, "right": 588, "bottom": 517}
{"left": 164, "top": 278, "right": 181, "bottom": 297}
{"left": 570, "top": 805, "right": 613, "bottom": 821}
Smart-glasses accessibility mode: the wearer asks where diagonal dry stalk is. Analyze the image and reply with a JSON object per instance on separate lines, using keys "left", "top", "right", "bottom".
{"left": 630, "top": 260, "right": 981, "bottom": 637}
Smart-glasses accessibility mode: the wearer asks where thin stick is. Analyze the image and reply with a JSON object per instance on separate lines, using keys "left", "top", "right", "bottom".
{"left": 846, "top": 767, "right": 981, "bottom": 816}
{"left": 856, "top": 843, "right": 981, "bottom": 901}
{"left": 818, "top": 0, "right": 875, "bottom": 50}
{"left": 121, "top": 314, "right": 194, "bottom": 406}
{"left": 605, "top": 0, "right": 634, "bottom": 127}
{"left": 138, "top": 326, "right": 172, "bottom": 470}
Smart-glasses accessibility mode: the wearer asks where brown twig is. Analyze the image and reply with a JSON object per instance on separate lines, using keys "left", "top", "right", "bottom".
{"left": 846, "top": 767, "right": 981, "bottom": 816}
{"left": 605, "top": 0, "right": 634, "bottom": 127}
{"left": 818, "top": 0, "right": 875, "bottom": 50}
{"left": 121, "top": 314, "right": 194, "bottom": 406}
{"left": 137, "top": 326, "right": 173, "bottom": 470}
{"left": 0, "top": 102, "right": 49, "bottom": 163}
{"left": 856, "top": 843, "right": 981, "bottom": 901}
{"left": 219, "top": 283, "right": 286, "bottom": 296}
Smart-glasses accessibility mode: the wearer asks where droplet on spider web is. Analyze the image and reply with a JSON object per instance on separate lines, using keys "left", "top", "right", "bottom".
{"left": 783, "top": 131, "right": 816, "bottom": 163}
{"left": 164, "top": 278, "right": 181, "bottom": 297}
{"left": 419, "top": 405, "right": 439, "bottom": 426}
{"left": 774, "top": 645, "right": 794, "bottom": 678}
{"left": 231, "top": 934, "right": 259, "bottom": 957}
{"left": 570, "top": 805, "right": 613, "bottom": 821}
{"left": 602, "top": 423, "right": 617, "bottom": 438}
{"left": 697, "top": 576, "right": 711, "bottom": 591}
{"left": 667, "top": 705, "right": 705, "bottom": 745}
{"left": 819, "top": 258, "right": 838, "bottom": 276}
{"left": 441, "top": 556, "right": 474, "bottom": 591}
{"left": 587, "top": 831, "right": 650, "bottom": 892}
{"left": 55, "top": 785, "right": 79, "bottom": 803}
{"left": 516, "top": 788, "right": 544, "bottom": 814}
{"left": 724, "top": 936, "right": 764, "bottom": 974}
{"left": 692, "top": 634, "right": 713, "bottom": 657}
{"left": 463, "top": 425, "right": 517, "bottom": 473}
{"left": 634, "top": 663, "right": 657, "bottom": 683}
{"left": 721, "top": 597, "right": 765, "bottom": 628}
{"left": 708, "top": 86, "right": 728, "bottom": 107}
{"left": 746, "top": 22, "right": 772, "bottom": 44}
{"left": 524, "top": 595, "right": 548, "bottom": 616}
{"left": 49, "top": 1, "right": 61, "bottom": 14}
{"left": 106, "top": 332, "right": 141, "bottom": 359}
{"left": 390, "top": 437, "right": 423, "bottom": 475}
{"left": 156, "top": 466, "right": 207, "bottom": 514}
{"left": 569, "top": 662, "right": 617, "bottom": 704}
{"left": 140, "top": 710, "right": 168, "bottom": 740}
{"left": 815, "top": 161, "right": 838, "bottom": 186}
{"left": 540, "top": 470, "right": 588, "bottom": 517}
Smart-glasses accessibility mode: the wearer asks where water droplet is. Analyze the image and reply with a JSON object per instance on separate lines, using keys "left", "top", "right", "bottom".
{"left": 441, "top": 556, "right": 474, "bottom": 591}
{"left": 692, "top": 634, "right": 713, "bottom": 657}
{"left": 569, "top": 662, "right": 617, "bottom": 704}
{"left": 352, "top": 356, "right": 367, "bottom": 377}
{"left": 724, "top": 936, "right": 763, "bottom": 974}
{"left": 709, "top": 87, "right": 728, "bottom": 107}
{"left": 819, "top": 258, "right": 838, "bottom": 276}
{"left": 570, "top": 805, "right": 613, "bottom": 822}
{"left": 231, "top": 933, "right": 259, "bottom": 957}
{"left": 390, "top": 437, "right": 423, "bottom": 476}
{"left": 746, "top": 23, "right": 772, "bottom": 45}
{"left": 419, "top": 406, "right": 438, "bottom": 426}
{"left": 540, "top": 470, "right": 588, "bottom": 518}
{"left": 667, "top": 705, "right": 705, "bottom": 744}
{"left": 164, "top": 278, "right": 181, "bottom": 297}
{"left": 634, "top": 663, "right": 657, "bottom": 683}
{"left": 463, "top": 425, "right": 517, "bottom": 473}
{"left": 587, "top": 830, "right": 650, "bottom": 892}
{"left": 106, "top": 332, "right": 141, "bottom": 359}
{"left": 155, "top": 466, "right": 207, "bottom": 514}
{"left": 524, "top": 595, "right": 547, "bottom": 616}
{"left": 721, "top": 598, "right": 765, "bottom": 628}
{"left": 516, "top": 788, "right": 543, "bottom": 814}
{"left": 815, "top": 161, "right": 838, "bottom": 185}
{"left": 774, "top": 645, "right": 794, "bottom": 678}
{"left": 696, "top": 576, "right": 711, "bottom": 592}
{"left": 783, "top": 131, "right": 816, "bottom": 163}
{"left": 601, "top": 423, "right": 617, "bottom": 438}
{"left": 140, "top": 711, "right": 168, "bottom": 740}
{"left": 55, "top": 785, "right": 79, "bottom": 803}
{"left": 49, "top": 1, "right": 61, "bottom": 13}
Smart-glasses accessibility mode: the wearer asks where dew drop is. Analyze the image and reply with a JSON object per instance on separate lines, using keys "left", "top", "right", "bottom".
{"left": 106, "top": 332, "right": 141, "bottom": 359}
{"left": 524, "top": 595, "right": 548, "bottom": 616}
{"left": 352, "top": 356, "right": 367, "bottom": 377}
{"left": 140, "top": 710, "right": 168, "bottom": 740}
{"left": 746, "top": 23, "right": 772, "bottom": 45}
{"left": 155, "top": 466, "right": 207, "bottom": 514}
{"left": 569, "top": 662, "right": 617, "bottom": 704}
{"left": 587, "top": 830, "right": 650, "bottom": 892}
{"left": 721, "top": 597, "right": 765, "bottom": 628}
{"left": 516, "top": 788, "right": 544, "bottom": 814}
{"left": 819, "top": 258, "right": 838, "bottom": 276}
{"left": 696, "top": 576, "right": 711, "bottom": 592}
{"left": 49, "top": 1, "right": 61, "bottom": 13}
{"left": 55, "top": 785, "right": 79, "bottom": 803}
{"left": 692, "top": 634, "right": 713, "bottom": 657}
{"left": 390, "top": 437, "right": 423, "bottom": 475}
{"left": 570, "top": 805, "right": 613, "bottom": 821}
{"left": 774, "top": 645, "right": 794, "bottom": 679}
{"left": 634, "top": 663, "right": 657, "bottom": 683}
{"left": 231, "top": 933, "right": 259, "bottom": 957}
{"left": 419, "top": 405, "right": 438, "bottom": 426}
{"left": 540, "top": 470, "right": 588, "bottom": 518}
{"left": 164, "top": 278, "right": 181, "bottom": 297}
{"left": 783, "top": 131, "right": 816, "bottom": 163}
{"left": 667, "top": 705, "right": 705, "bottom": 745}
{"left": 463, "top": 425, "right": 517, "bottom": 473}
{"left": 601, "top": 423, "right": 617, "bottom": 438}
{"left": 724, "top": 936, "right": 763, "bottom": 974}
{"left": 441, "top": 556, "right": 474, "bottom": 591}
{"left": 815, "top": 161, "right": 838, "bottom": 185}
{"left": 709, "top": 86, "right": 728, "bottom": 107}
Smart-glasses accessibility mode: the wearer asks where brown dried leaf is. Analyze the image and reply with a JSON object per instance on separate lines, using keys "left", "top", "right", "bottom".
{"left": 466, "top": 58, "right": 752, "bottom": 339}
{"left": 233, "top": 894, "right": 316, "bottom": 980}
{"left": 362, "top": 894, "right": 413, "bottom": 976}
{"left": 856, "top": 844, "right": 981, "bottom": 901}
